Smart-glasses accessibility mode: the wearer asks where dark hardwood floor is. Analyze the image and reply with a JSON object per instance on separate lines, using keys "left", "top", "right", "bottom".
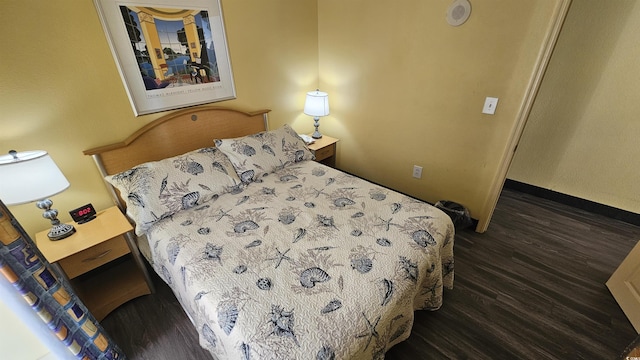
{"left": 101, "top": 188, "right": 640, "bottom": 359}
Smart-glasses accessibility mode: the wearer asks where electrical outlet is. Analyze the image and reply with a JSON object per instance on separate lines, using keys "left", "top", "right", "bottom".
{"left": 412, "top": 165, "right": 423, "bottom": 179}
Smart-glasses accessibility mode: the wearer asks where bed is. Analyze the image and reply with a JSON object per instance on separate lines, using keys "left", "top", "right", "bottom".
{"left": 84, "top": 106, "right": 454, "bottom": 360}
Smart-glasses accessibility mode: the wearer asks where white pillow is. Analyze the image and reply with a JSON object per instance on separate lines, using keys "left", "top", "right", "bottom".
{"left": 214, "top": 124, "right": 314, "bottom": 183}
{"left": 105, "top": 147, "right": 240, "bottom": 235}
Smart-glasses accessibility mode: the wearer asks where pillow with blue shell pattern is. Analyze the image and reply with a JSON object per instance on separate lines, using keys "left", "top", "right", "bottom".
{"left": 105, "top": 147, "right": 241, "bottom": 235}
{"left": 214, "top": 124, "right": 314, "bottom": 183}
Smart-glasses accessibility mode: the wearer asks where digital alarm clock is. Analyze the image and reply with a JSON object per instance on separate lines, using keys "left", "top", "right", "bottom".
{"left": 69, "top": 203, "right": 97, "bottom": 224}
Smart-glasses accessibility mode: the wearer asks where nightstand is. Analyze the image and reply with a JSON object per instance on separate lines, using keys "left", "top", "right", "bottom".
{"left": 308, "top": 135, "right": 339, "bottom": 168}
{"left": 35, "top": 206, "right": 154, "bottom": 320}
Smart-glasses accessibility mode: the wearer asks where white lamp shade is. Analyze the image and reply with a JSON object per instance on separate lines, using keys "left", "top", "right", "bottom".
{"left": 304, "top": 90, "right": 330, "bottom": 117}
{"left": 0, "top": 151, "right": 70, "bottom": 205}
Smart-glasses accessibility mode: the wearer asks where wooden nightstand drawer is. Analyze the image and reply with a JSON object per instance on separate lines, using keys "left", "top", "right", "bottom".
{"left": 58, "top": 235, "right": 131, "bottom": 279}
{"left": 307, "top": 135, "right": 339, "bottom": 168}
{"left": 313, "top": 144, "right": 335, "bottom": 161}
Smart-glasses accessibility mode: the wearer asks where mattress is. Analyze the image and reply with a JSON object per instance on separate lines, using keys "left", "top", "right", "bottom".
{"left": 142, "top": 160, "right": 454, "bottom": 359}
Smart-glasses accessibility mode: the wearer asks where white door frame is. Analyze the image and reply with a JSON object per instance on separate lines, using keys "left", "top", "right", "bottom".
{"left": 476, "top": 0, "right": 573, "bottom": 232}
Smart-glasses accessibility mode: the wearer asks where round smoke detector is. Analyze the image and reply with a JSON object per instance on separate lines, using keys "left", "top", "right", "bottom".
{"left": 446, "top": 0, "right": 472, "bottom": 27}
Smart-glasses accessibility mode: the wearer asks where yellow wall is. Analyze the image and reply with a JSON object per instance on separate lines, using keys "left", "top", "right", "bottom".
{"left": 0, "top": 0, "right": 318, "bottom": 238}
{"left": 1, "top": 0, "right": 575, "bottom": 237}
{"left": 317, "top": 0, "right": 566, "bottom": 230}
{"left": 508, "top": 0, "right": 640, "bottom": 214}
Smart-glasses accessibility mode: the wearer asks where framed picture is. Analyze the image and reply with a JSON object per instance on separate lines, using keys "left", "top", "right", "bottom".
{"left": 94, "top": 0, "right": 236, "bottom": 116}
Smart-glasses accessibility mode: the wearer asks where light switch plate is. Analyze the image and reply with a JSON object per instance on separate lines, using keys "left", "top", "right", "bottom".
{"left": 482, "top": 97, "right": 499, "bottom": 115}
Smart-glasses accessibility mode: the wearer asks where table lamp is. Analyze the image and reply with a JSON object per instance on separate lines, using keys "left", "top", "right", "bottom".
{"left": 304, "top": 89, "right": 330, "bottom": 139}
{"left": 0, "top": 150, "right": 75, "bottom": 240}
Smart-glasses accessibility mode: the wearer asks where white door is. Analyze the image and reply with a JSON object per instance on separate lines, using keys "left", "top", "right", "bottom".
{"left": 607, "top": 240, "right": 640, "bottom": 333}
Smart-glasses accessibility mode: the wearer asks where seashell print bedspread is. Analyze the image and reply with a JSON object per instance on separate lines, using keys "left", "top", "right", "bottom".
{"left": 144, "top": 160, "right": 454, "bottom": 359}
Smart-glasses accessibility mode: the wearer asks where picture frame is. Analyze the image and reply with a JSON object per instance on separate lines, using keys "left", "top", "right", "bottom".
{"left": 94, "top": 0, "right": 236, "bottom": 116}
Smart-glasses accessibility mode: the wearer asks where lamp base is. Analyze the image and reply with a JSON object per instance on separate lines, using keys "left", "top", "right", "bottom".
{"left": 48, "top": 223, "right": 76, "bottom": 241}
{"left": 36, "top": 198, "right": 76, "bottom": 241}
{"left": 312, "top": 117, "right": 323, "bottom": 139}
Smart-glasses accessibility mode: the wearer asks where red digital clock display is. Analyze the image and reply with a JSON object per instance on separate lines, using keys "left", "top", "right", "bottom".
{"left": 76, "top": 207, "right": 93, "bottom": 216}
{"left": 69, "top": 203, "right": 97, "bottom": 224}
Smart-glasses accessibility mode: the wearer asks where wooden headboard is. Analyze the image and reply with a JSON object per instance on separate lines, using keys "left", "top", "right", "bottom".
{"left": 84, "top": 106, "right": 270, "bottom": 208}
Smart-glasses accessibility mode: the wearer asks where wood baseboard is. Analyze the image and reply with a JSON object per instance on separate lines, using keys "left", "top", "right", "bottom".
{"left": 504, "top": 179, "right": 640, "bottom": 227}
